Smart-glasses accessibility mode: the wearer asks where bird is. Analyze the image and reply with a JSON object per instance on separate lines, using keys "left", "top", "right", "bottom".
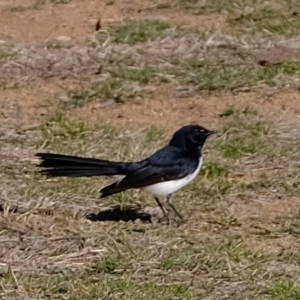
{"left": 35, "top": 124, "right": 216, "bottom": 224}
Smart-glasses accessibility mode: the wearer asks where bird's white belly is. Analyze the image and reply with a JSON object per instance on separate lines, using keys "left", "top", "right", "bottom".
{"left": 143, "top": 158, "right": 202, "bottom": 197}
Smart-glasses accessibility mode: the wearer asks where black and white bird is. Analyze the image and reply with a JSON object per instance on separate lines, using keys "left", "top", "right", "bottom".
{"left": 36, "top": 125, "right": 216, "bottom": 223}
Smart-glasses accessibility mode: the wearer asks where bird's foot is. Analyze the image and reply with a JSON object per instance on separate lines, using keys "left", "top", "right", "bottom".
{"left": 144, "top": 206, "right": 170, "bottom": 225}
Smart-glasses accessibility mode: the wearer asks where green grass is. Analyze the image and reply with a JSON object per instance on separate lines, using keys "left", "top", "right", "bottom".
{"left": 64, "top": 66, "right": 164, "bottom": 108}
{"left": 201, "top": 162, "right": 228, "bottom": 178}
{"left": 159, "top": 0, "right": 270, "bottom": 13}
{"left": 161, "top": 237, "right": 270, "bottom": 273}
{"left": 268, "top": 278, "right": 300, "bottom": 300}
{"left": 110, "top": 19, "right": 171, "bottom": 45}
{"left": 20, "top": 272, "right": 203, "bottom": 299}
{"left": 212, "top": 110, "right": 272, "bottom": 159}
{"left": 38, "top": 114, "right": 93, "bottom": 142}
{"left": 159, "top": 0, "right": 300, "bottom": 37}
{"left": 67, "top": 78, "right": 126, "bottom": 107}
{"left": 89, "top": 256, "right": 130, "bottom": 275}
{"left": 174, "top": 59, "right": 300, "bottom": 91}
{"left": 111, "top": 66, "right": 158, "bottom": 84}
{"left": 10, "top": 0, "right": 72, "bottom": 11}
{"left": 230, "top": 7, "right": 300, "bottom": 38}
{"left": 64, "top": 58, "right": 300, "bottom": 108}
{"left": 1, "top": 112, "right": 300, "bottom": 299}
{"left": 3, "top": 1, "right": 300, "bottom": 298}
{"left": 0, "top": 77, "right": 11, "bottom": 91}
{"left": 0, "top": 44, "right": 16, "bottom": 62}
{"left": 281, "top": 211, "right": 300, "bottom": 237}
{"left": 144, "top": 125, "right": 166, "bottom": 142}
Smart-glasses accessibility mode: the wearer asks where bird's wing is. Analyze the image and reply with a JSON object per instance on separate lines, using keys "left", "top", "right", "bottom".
{"left": 100, "top": 162, "right": 196, "bottom": 198}
{"left": 100, "top": 146, "right": 199, "bottom": 197}
{"left": 118, "top": 158, "right": 197, "bottom": 189}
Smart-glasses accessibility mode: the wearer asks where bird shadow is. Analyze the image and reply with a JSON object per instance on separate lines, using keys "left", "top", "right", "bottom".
{"left": 86, "top": 206, "right": 152, "bottom": 223}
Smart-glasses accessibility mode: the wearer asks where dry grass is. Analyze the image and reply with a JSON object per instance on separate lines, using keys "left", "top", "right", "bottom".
{"left": 1, "top": 111, "right": 300, "bottom": 299}
{"left": 2, "top": 1, "right": 300, "bottom": 299}
{"left": 2, "top": 23, "right": 300, "bottom": 105}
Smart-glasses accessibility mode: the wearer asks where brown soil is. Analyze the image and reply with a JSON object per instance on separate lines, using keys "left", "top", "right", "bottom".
{"left": 0, "top": 78, "right": 75, "bottom": 128}
{"left": 70, "top": 85, "right": 300, "bottom": 131}
{"left": 0, "top": 0, "right": 126, "bottom": 44}
{"left": 232, "top": 197, "right": 300, "bottom": 220}
{"left": 2, "top": 80, "right": 300, "bottom": 131}
{"left": 2, "top": 0, "right": 299, "bottom": 131}
{"left": 0, "top": 0, "right": 226, "bottom": 44}
{"left": 245, "top": 236, "right": 298, "bottom": 257}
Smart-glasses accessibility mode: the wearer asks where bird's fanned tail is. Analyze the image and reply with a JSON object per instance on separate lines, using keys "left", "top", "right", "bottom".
{"left": 35, "top": 153, "right": 131, "bottom": 177}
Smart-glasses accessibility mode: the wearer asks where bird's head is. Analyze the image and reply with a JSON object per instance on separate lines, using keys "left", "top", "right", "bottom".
{"left": 169, "top": 125, "right": 216, "bottom": 151}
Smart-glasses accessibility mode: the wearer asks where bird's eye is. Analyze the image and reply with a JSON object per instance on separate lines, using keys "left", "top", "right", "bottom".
{"left": 195, "top": 129, "right": 204, "bottom": 134}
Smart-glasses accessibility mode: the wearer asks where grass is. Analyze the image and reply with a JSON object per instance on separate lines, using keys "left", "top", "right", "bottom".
{"left": 268, "top": 278, "right": 300, "bottom": 300}
{"left": 0, "top": 44, "right": 16, "bottom": 62}
{"left": 5, "top": 6, "right": 300, "bottom": 104}
{"left": 64, "top": 66, "right": 164, "bottom": 107}
{"left": 111, "top": 66, "right": 158, "bottom": 84}
{"left": 2, "top": 1, "right": 300, "bottom": 299}
{"left": 174, "top": 59, "right": 300, "bottom": 91}
{"left": 281, "top": 211, "right": 300, "bottom": 237}
{"left": 0, "top": 77, "right": 11, "bottom": 91}
{"left": 161, "top": 237, "right": 270, "bottom": 273}
{"left": 158, "top": 0, "right": 269, "bottom": 12}
{"left": 218, "top": 119, "right": 271, "bottom": 159}
{"left": 1, "top": 110, "right": 300, "bottom": 299}
{"left": 20, "top": 272, "right": 204, "bottom": 299}
{"left": 110, "top": 19, "right": 171, "bottom": 45}
{"left": 11, "top": 0, "right": 73, "bottom": 10}
{"left": 64, "top": 57, "right": 300, "bottom": 108}
{"left": 230, "top": 7, "right": 300, "bottom": 38}
{"left": 201, "top": 162, "right": 229, "bottom": 178}
{"left": 159, "top": 0, "right": 300, "bottom": 37}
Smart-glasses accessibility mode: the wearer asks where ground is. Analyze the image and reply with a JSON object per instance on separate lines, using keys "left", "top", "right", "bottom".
{"left": 1, "top": 0, "right": 300, "bottom": 299}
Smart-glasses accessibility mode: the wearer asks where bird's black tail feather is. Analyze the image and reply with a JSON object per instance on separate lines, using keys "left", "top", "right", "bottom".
{"left": 100, "top": 182, "right": 128, "bottom": 198}
{"left": 36, "top": 153, "right": 131, "bottom": 177}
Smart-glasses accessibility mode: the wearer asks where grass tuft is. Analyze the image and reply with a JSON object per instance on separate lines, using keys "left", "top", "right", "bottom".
{"left": 174, "top": 59, "right": 300, "bottom": 91}
{"left": 268, "top": 278, "right": 300, "bottom": 300}
{"left": 64, "top": 66, "right": 163, "bottom": 108}
{"left": 111, "top": 19, "right": 171, "bottom": 45}
{"left": 201, "top": 162, "right": 229, "bottom": 178}
{"left": 217, "top": 115, "right": 271, "bottom": 159}
{"left": 160, "top": 0, "right": 300, "bottom": 37}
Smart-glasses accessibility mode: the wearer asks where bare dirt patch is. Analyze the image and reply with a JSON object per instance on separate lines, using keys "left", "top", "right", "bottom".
{"left": 245, "top": 236, "right": 297, "bottom": 256}
{"left": 0, "top": 78, "right": 74, "bottom": 128}
{"left": 69, "top": 85, "right": 300, "bottom": 131}
{"left": 0, "top": 0, "right": 229, "bottom": 45}
{"left": 232, "top": 197, "right": 300, "bottom": 221}
{"left": 253, "top": 46, "right": 300, "bottom": 65}
{"left": 0, "top": 0, "right": 154, "bottom": 44}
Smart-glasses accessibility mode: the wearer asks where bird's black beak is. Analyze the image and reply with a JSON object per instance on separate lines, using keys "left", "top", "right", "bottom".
{"left": 206, "top": 130, "right": 217, "bottom": 136}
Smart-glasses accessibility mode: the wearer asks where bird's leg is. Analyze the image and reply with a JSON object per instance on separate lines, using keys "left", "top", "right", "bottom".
{"left": 154, "top": 197, "right": 169, "bottom": 222}
{"left": 166, "top": 194, "right": 184, "bottom": 223}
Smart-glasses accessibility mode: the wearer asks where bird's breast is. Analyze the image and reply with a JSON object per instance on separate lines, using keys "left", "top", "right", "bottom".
{"left": 143, "top": 157, "right": 202, "bottom": 197}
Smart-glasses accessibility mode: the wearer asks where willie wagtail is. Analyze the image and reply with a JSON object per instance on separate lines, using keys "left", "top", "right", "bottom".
{"left": 36, "top": 124, "right": 216, "bottom": 223}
